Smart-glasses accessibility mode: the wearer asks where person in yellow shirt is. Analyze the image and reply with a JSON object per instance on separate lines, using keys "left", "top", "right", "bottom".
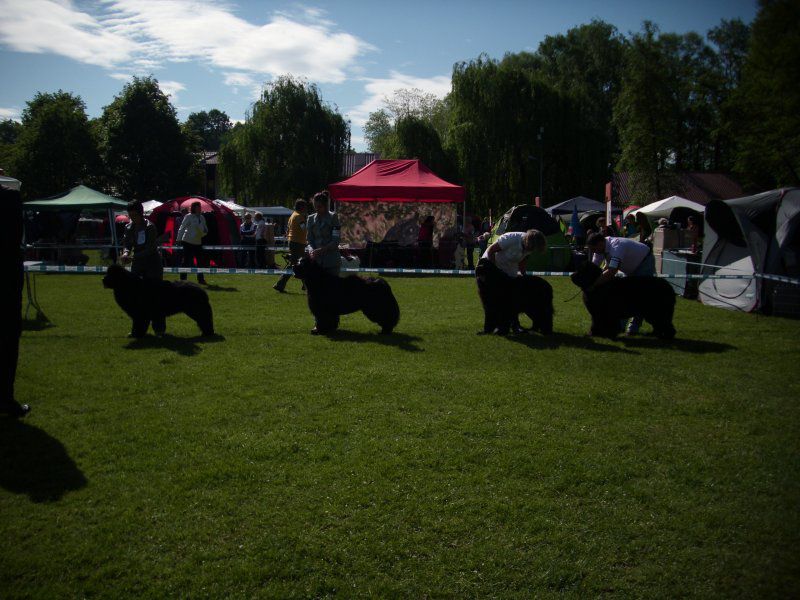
{"left": 273, "top": 198, "right": 309, "bottom": 292}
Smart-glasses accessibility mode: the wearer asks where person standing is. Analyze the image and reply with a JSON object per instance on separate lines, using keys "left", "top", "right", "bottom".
{"left": 239, "top": 213, "right": 256, "bottom": 267}
{"left": 121, "top": 201, "right": 163, "bottom": 280}
{"left": 0, "top": 186, "right": 30, "bottom": 417}
{"left": 463, "top": 217, "right": 478, "bottom": 270}
{"left": 306, "top": 191, "right": 341, "bottom": 277}
{"left": 253, "top": 212, "right": 268, "bottom": 269}
{"left": 586, "top": 232, "right": 656, "bottom": 335}
{"left": 273, "top": 198, "right": 308, "bottom": 292}
{"left": 417, "top": 215, "right": 435, "bottom": 268}
{"left": 177, "top": 201, "right": 208, "bottom": 284}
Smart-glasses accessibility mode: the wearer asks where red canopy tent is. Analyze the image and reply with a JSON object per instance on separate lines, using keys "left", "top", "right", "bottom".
{"left": 328, "top": 159, "right": 465, "bottom": 249}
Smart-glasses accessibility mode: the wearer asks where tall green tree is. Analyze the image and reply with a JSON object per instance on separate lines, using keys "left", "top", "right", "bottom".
{"left": 393, "top": 116, "right": 454, "bottom": 179}
{"left": 0, "top": 119, "right": 22, "bottom": 174}
{"left": 218, "top": 76, "right": 349, "bottom": 203}
{"left": 100, "top": 76, "right": 196, "bottom": 200}
{"left": 12, "top": 91, "right": 100, "bottom": 199}
{"left": 613, "top": 23, "right": 683, "bottom": 202}
{"left": 183, "top": 109, "right": 233, "bottom": 151}
{"left": 733, "top": 0, "right": 800, "bottom": 187}
{"left": 363, "top": 108, "right": 394, "bottom": 156}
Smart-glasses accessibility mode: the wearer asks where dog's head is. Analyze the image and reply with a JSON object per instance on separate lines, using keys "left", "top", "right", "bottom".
{"left": 570, "top": 262, "right": 603, "bottom": 291}
{"left": 292, "top": 255, "right": 317, "bottom": 281}
{"left": 102, "top": 263, "right": 129, "bottom": 289}
{"left": 474, "top": 258, "right": 497, "bottom": 286}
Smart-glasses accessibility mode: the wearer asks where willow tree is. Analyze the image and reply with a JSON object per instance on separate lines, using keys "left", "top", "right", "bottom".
{"left": 218, "top": 77, "right": 349, "bottom": 204}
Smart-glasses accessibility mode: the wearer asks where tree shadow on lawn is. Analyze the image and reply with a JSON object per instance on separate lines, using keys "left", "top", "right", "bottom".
{"left": 125, "top": 333, "right": 226, "bottom": 357}
{"left": 621, "top": 334, "right": 736, "bottom": 354}
{"left": 325, "top": 330, "right": 424, "bottom": 352}
{"left": 0, "top": 419, "right": 87, "bottom": 502}
{"left": 504, "top": 331, "right": 639, "bottom": 354}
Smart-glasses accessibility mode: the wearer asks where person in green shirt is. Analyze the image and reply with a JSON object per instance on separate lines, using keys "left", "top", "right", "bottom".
{"left": 306, "top": 191, "right": 341, "bottom": 277}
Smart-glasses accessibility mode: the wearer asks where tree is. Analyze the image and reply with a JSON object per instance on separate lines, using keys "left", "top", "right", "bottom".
{"left": 12, "top": 91, "right": 100, "bottom": 199}
{"left": 99, "top": 76, "right": 196, "bottom": 200}
{"left": 393, "top": 116, "right": 454, "bottom": 179}
{"left": 0, "top": 119, "right": 22, "bottom": 174}
{"left": 364, "top": 108, "right": 394, "bottom": 155}
{"left": 218, "top": 76, "right": 349, "bottom": 203}
{"left": 733, "top": 0, "right": 800, "bottom": 187}
{"left": 183, "top": 109, "right": 232, "bottom": 151}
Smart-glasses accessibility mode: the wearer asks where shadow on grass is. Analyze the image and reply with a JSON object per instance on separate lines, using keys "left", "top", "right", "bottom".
{"left": 504, "top": 331, "right": 639, "bottom": 354}
{"left": 621, "top": 335, "right": 736, "bottom": 354}
{"left": 125, "top": 333, "right": 225, "bottom": 356}
{"left": 325, "top": 330, "right": 424, "bottom": 352}
{"left": 0, "top": 419, "right": 87, "bottom": 502}
{"left": 204, "top": 284, "right": 239, "bottom": 292}
{"left": 22, "top": 317, "right": 54, "bottom": 331}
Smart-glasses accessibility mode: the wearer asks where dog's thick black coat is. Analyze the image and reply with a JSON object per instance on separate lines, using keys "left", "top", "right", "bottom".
{"left": 293, "top": 257, "right": 400, "bottom": 334}
{"left": 475, "top": 258, "right": 554, "bottom": 335}
{"left": 103, "top": 264, "right": 215, "bottom": 337}
{"left": 570, "top": 262, "right": 676, "bottom": 339}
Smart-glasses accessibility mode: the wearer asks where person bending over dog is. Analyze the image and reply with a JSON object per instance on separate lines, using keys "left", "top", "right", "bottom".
{"left": 586, "top": 232, "right": 656, "bottom": 335}
{"left": 476, "top": 229, "right": 547, "bottom": 334}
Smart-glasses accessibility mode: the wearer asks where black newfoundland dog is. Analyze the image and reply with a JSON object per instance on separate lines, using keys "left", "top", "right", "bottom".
{"left": 570, "top": 262, "right": 676, "bottom": 339}
{"left": 103, "top": 264, "right": 215, "bottom": 337}
{"left": 475, "top": 258, "right": 554, "bottom": 335}
{"left": 293, "top": 257, "right": 400, "bottom": 334}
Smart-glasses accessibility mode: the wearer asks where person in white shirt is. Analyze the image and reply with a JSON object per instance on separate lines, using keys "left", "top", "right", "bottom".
{"left": 586, "top": 232, "right": 656, "bottom": 334}
{"left": 482, "top": 229, "right": 547, "bottom": 277}
{"left": 177, "top": 201, "right": 208, "bottom": 284}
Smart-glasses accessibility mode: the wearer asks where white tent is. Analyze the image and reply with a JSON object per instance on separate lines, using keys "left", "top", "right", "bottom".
{"left": 632, "top": 196, "right": 704, "bottom": 219}
{"left": 214, "top": 199, "right": 248, "bottom": 216}
{"left": 0, "top": 175, "right": 21, "bottom": 191}
{"left": 141, "top": 200, "right": 162, "bottom": 214}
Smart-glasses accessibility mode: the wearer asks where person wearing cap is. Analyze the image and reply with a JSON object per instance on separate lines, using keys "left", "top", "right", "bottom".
{"left": 273, "top": 198, "right": 309, "bottom": 292}
{"left": 585, "top": 232, "right": 656, "bottom": 335}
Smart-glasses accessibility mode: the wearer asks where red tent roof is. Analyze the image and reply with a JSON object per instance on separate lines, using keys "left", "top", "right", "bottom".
{"left": 329, "top": 159, "right": 464, "bottom": 203}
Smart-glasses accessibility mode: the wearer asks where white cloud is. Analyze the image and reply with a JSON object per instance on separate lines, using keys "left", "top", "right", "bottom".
{"left": 159, "top": 80, "right": 185, "bottom": 99}
{"left": 103, "top": 0, "right": 373, "bottom": 83}
{"left": 0, "top": 1, "right": 372, "bottom": 85}
{"left": 0, "top": 0, "right": 139, "bottom": 68}
{"left": 348, "top": 71, "right": 452, "bottom": 127}
{"left": 0, "top": 107, "right": 20, "bottom": 121}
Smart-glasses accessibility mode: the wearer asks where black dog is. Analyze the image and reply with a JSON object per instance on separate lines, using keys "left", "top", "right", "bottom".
{"left": 475, "top": 258, "right": 554, "bottom": 335}
{"left": 570, "top": 262, "right": 676, "bottom": 339}
{"left": 293, "top": 257, "right": 400, "bottom": 334}
{"left": 103, "top": 264, "right": 215, "bottom": 337}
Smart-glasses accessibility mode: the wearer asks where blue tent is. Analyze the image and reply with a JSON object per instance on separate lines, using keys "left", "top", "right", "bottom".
{"left": 546, "top": 196, "right": 621, "bottom": 216}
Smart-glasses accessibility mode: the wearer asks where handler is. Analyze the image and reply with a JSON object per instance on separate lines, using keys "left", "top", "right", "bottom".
{"left": 482, "top": 228, "right": 547, "bottom": 277}
{"left": 586, "top": 232, "right": 656, "bottom": 335}
{"left": 306, "top": 191, "right": 341, "bottom": 277}
{"left": 121, "top": 201, "right": 163, "bottom": 280}
{"left": 273, "top": 198, "right": 309, "bottom": 292}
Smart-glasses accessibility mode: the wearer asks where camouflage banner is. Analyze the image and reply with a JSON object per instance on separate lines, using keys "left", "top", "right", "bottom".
{"left": 336, "top": 201, "right": 457, "bottom": 249}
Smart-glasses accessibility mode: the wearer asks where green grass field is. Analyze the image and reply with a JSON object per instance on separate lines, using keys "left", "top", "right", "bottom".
{"left": 2, "top": 272, "right": 799, "bottom": 597}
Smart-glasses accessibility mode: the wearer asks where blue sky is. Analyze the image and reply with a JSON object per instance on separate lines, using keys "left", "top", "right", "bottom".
{"left": 0, "top": 0, "right": 757, "bottom": 150}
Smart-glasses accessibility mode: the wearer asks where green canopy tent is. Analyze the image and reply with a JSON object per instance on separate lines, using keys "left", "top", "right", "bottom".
{"left": 24, "top": 185, "right": 128, "bottom": 249}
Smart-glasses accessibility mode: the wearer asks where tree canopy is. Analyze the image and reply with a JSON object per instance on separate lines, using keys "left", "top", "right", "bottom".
{"left": 218, "top": 76, "right": 349, "bottom": 203}
{"left": 183, "top": 109, "right": 233, "bottom": 151}
{"left": 12, "top": 91, "right": 100, "bottom": 199}
{"left": 99, "top": 76, "right": 196, "bottom": 200}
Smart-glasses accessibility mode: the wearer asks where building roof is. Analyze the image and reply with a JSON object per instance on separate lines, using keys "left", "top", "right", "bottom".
{"left": 613, "top": 172, "right": 745, "bottom": 206}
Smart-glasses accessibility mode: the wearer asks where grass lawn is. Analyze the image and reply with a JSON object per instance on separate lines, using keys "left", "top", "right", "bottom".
{"left": 2, "top": 272, "right": 799, "bottom": 597}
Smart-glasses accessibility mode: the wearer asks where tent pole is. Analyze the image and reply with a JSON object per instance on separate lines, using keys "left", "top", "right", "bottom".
{"left": 109, "top": 207, "right": 118, "bottom": 263}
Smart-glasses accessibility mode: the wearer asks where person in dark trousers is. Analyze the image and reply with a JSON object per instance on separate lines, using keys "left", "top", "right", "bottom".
{"left": 176, "top": 201, "right": 208, "bottom": 284}
{"left": 273, "top": 198, "right": 309, "bottom": 292}
{"left": 120, "top": 201, "right": 163, "bottom": 280}
{"left": 253, "top": 212, "right": 268, "bottom": 269}
{"left": 417, "top": 215, "right": 435, "bottom": 268}
{"left": 0, "top": 186, "right": 30, "bottom": 417}
{"left": 239, "top": 213, "right": 256, "bottom": 267}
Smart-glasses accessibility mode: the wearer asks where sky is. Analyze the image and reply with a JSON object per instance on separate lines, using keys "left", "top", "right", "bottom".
{"left": 0, "top": 0, "right": 757, "bottom": 151}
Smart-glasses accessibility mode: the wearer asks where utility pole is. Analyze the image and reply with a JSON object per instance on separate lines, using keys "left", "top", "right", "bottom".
{"left": 537, "top": 126, "right": 544, "bottom": 204}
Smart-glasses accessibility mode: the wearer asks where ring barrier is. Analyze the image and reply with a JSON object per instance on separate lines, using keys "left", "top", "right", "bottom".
{"left": 20, "top": 263, "right": 800, "bottom": 285}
